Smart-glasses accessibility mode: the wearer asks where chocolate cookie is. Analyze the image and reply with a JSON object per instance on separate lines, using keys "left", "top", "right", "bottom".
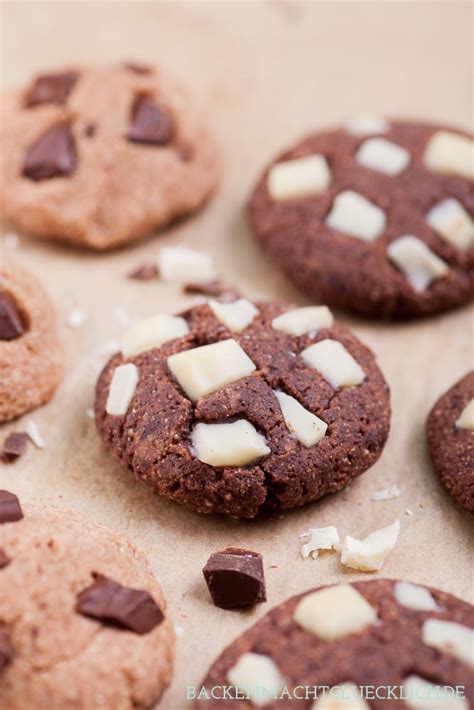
{"left": 427, "top": 372, "right": 474, "bottom": 514}
{"left": 0, "top": 62, "right": 219, "bottom": 250}
{"left": 0, "top": 259, "right": 63, "bottom": 422}
{"left": 94, "top": 299, "right": 390, "bottom": 518}
{"left": 0, "top": 496, "right": 174, "bottom": 708}
{"left": 198, "top": 579, "right": 474, "bottom": 708}
{"left": 249, "top": 118, "right": 474, "bottom": 318}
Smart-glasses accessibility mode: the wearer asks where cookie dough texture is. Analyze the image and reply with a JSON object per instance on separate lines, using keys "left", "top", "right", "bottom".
{"left": 0, "top": 505, "right": 174, "bottom": 709}
{"left": 427, "top": 371, "right": 474, "bottom": 514}
{"left": 199, "top": 579, "right": 474, "bottom": 708}
{"left": 95, "top": 301, "right": 390, "bottom": 518}
{"left": 249, "top": 120, "right": 474, "bottom": 318}
{"left": 0, "top": 260, "right": 63, "bottom": 422}
{"left": 0, "top": 63, "right": 219, "bottom": 249}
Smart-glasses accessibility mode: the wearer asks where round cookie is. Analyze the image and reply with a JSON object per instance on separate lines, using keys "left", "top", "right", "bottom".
{"left": 0, "top": 62, "right": 219, "bottom": 250}
{"left": 249, "top": 118, "right": 474, "bottom": 318}
{"left": 198, "top": 579, "right": 474, "bottom": 708}
{"left": 0, "top": 259, "right": 63, "bottom": 422}
{"left": 94, "top": 300, "right": 390, "bottom": 518}
{"left": 0, "top": 493, "right": 174, "bottom": 708}
{"left": 427, "top": 371, "right": 474, "bottom": 514}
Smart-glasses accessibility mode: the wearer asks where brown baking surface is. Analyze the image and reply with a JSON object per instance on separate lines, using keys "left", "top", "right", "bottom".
{"left": 1, "top": 2, "right": 473, "bottom": 708}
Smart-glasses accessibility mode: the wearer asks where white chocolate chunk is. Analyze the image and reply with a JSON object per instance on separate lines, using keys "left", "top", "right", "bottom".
{"left": 271, "top": 306, "right": 333, "bottom": 336}
{"left": 301, "top": 339, "right": 365, "bottom": 388}
{"left": 403, "top": 675, "right": 468, "bottom": 710}
{"left": 346, "top": 115, "right": 389, "bottom": 136}
{"left": 427, "top": 199, "right": 474, "bottom": 251}
{"left": 340, "top": 520, "right": 400, "bottom": 572}
{"left": 422, "top": 619, "right": 474, "bottom": 668}
{"left": 300, "top": 526, "right": 340, "bottom": 559}
{"left": 293, "top": 584, "right": 377, "bottom": 641}
{"left": 387, "top": 236, "right": 449, "bottom": 292}
{"left": 191, "top": 420, "right": 270, "bottom": 467}
{"left": 267, "top": 154, "right": 331, "bottom": 201}
{"left": 456, "top": 398, "right": 474, "bottom": 430}
{"left": 25, "top": 419, "right": 45, "bottom": 449}
{"left": 167, "top": 339, "right": 256, "bottom": 401}
{"left": 275, "top": 390, "right": 327, "bottom": 447}
{"left": 394, "top": 581, "right": 442, "bottom": 612}
{"left": 227, "top": 652, "right": 285, "bottom": 707}
{"left": 209, "top": 298, "right": 258, "bottom": 333}
{"left": 157, "top": 245, "right": 215, "bottom": 284}
{"left": 121, "top": 314, "right": 189, "bottom": 357}
{"left": 356, "top": 137, "right": 410, "bottom": 175}
{"left": 311, "top": 683, "right": 370, "bottom": 710}
{"left": 326, "top": 190, "right": 386, "bottom": 242}
{"left": 106, "top": 363, "right": 139, "bottom": 416}
{"left": 424, "top": 131, "right": 474, "bottom": 179}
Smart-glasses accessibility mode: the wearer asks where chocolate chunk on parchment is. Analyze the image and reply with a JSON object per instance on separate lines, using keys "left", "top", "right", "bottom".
{"left": 1, "top": 433, "right": 29, "bottom": 463}
{"left": 25, "top": 70, "right": 79, "bottom": 107}
{"left": 183, "top": 280, "right": 240, "bottom": 301}
{"left": 203, "top": 547, "right": 266, "bottom": 609}
{"left": 0, "top": 549, "right": 10, "bottom": 569}
{"left": 23, "top": 123, "right": 77, "bottom": 181}
{"left": 0, "top": 292, "right": 24, "bottom": 340}
{"left": 76, "top": 573, "right": 164, "bottom": 634}
{"left": 123, "top": 62, "right": 152, "bottom": 75}
{"left": 0, "top": 627, "right": 14, "bottom": 675}
{"left": 127, "top": 94, "right": 174, "bottom": 146}
{"left": 127, "top": 263, "right": 159, "bottom": 280}
{"left": 0, "top": 491, "right": 23, "bottom": 524}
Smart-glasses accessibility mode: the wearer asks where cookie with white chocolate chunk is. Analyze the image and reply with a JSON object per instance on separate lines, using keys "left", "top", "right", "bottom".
{"left": 94, "top": 299, "right": 390, "bottom": 517}
{"left": 249, "top": 119, "right": 474, "bottom": 318}
{"left": 427, "top": 371, "right": 474, "bottom": 514}
{"left": 198, "top": 579, "right": 474, "bottom": 708}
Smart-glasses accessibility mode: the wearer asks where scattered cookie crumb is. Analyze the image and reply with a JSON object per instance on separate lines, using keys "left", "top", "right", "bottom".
{"left": 25, "top": 420, "right": 45, "bottom": 449}
{"left": 127, "top": 263, "right": 159, "bottom": 280}
{"left": 66, "top": 308, "right": 86, "bottom": 328}
{"left": 405, "top": 508, "right": 414, "bottom": 516}
{"left": 370, "top": 483, "right": 400, "bottom": 501}
{"left": 183, "top": 280, "right": 240, "bottom": 301}
{"left": 1, "top": 432, "right": 29, "bottom": 462}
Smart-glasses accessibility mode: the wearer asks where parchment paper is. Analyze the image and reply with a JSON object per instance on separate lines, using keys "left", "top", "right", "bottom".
{"left": 1, "top": 2, "right": 473, "bottom": 708}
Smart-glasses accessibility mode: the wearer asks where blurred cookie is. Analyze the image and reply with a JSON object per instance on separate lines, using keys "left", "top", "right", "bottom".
{"left": 249, "top": 118, "right": 474, "bottom": 318}
{"left": 198, "top": 579, "right": 474, "bottom": 708}
{"left": 0, "top": 260, "right": 63, "bottom": 422}
{"left": 94, "top": 300, "right": 390, "bottom": 518}
{"left": 0, "top": 495, "right": 174, "bottom": 708}
{"left": 0, "top": 62, "right": 219, "bottom": 250}
{"left": 427, "top": 371, "right": 474, "bottom": 514}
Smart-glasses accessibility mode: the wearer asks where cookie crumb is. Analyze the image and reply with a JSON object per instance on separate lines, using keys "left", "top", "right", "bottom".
{"left": 66, "top": 308, "right": 86, "bottom": 328}
{"left": 1, "top": 432, "right": 29, "bottom": 463}
{"left": 127, "top": 263, "right": 159, "bottom": 281}
{"left": 25, "top": 420, "right": 45, "bottom": 449}
{"left": 183, "top": 280, "right": 240, "bottom": 301}
{"left": 405, "top": 508, "right": 414, "bottom": 516}
{"left": 370, "top": 483, "right": 400, "bottom": 501}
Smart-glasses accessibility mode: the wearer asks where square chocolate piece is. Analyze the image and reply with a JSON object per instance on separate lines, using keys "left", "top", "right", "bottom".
{"left": 203, "top": 547, "right": 266, "bottom": 609}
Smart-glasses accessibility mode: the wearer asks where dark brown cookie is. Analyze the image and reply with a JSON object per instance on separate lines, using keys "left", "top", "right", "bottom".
{"left": 94, "top": 300, "right": 390, "bottom": 518}
{"left": 427, "top": 371, "right": 474, "bottom": 514}
{"left": 249, "top": 119, "right": 474, "bottom": 318}
{"left": 197, "top": 579, "right": 474, "bottom": 708}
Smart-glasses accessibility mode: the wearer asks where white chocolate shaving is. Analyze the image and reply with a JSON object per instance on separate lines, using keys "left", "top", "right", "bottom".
{"left": 340, "top": 520, "right": 400, "bottom": 572}
{"left": 300, "top": 526, "right": 340, "bottom": 559}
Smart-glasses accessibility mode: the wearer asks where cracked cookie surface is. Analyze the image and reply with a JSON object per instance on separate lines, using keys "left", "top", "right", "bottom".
{"left": 0, "top": 503, "right": 174, "bottom": 709}
{"left": 0, "top": 62, "right": 219, "bottom": 250}
{"left": 94, "top": 301, "right": 390, "bottom": 518}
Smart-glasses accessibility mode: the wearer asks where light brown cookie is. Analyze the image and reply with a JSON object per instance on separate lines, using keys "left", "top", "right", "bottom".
{"left": 0, "top": 62, "right": 219, "bottom": 250}
{"left": 0, "top": 494, "right": 174, "bottom": 709}
{"left": 0, "top": 259, "right": 63, "bottom": 422}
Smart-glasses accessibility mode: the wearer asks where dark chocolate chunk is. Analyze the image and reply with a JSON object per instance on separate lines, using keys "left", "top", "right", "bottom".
{"left": 127, "top": 263, "right": 159, "bottom": 280}
{"left": 1, "top": 433, "right": 29, "bottom": 463}
{"left": 0, "top": 292, "right": 24, "bottom": 340}
{"left": 0, "top": 627, "right": 14, "bottom": 675}
{"left": 123, "top": 62, "right": 152, "bottom": 75}
{"left": 183, "top": 280, "right": 240, "bottom": 301}
{"left": 203, "top": 547, "right": 266, "bottom": 609}
{"left": 0, "top": 491, "right": 23, "bottom": 524}
{"left": 127, "top": 94, "right": 174, "bottom": 146}
{"left": 25, "top": 70, "right": 79, "bottom": 107}
{"left": 23, "top": 123, "right": 77, "bottom": 181}
{"left": 76, "top": 573, "right": 164, "bottom": 634}
{"left": 0, "top": 549, "right": 10, "bottom": 569}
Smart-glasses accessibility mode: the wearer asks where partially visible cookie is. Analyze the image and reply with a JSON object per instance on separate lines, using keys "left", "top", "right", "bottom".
{"left": 0, "top": 260, "right": 63, "bottom": 422}
{"left": 198, "top": 579, "right": 474, "bottom": 708}
{"left": 427, "top": 372, "right": 474, "bottom": 514}
{"left": 0, "top": 496, "right": 174, "bottom": 708}
{"left": 94, "top": 300, "right": 390, "bottom": 518}
{"left": 249, "top": 118, "right": 474, "bottom": 318}
{"left": 0, "top": 62, "right": 219, "bottom": 249}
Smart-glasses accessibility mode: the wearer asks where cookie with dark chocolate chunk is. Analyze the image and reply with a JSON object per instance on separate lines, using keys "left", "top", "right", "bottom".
{"left": 94, "top": 299, "right": 390, "bottom": 518}
{"left": 427, "top": 371, "right": 474, "bottom": 514}
{"left": 249, "top": 118, "right": 474, "bottom": 318}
